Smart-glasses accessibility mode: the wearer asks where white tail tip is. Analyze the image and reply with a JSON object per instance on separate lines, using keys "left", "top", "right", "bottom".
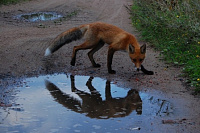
{"left": 45, "top": 48, "right": 51, "bottom": 56}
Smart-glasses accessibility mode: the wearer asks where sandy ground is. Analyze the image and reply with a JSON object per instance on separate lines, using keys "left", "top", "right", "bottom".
{"left": 0, "top": 0, "right": 200, "bottom": 132}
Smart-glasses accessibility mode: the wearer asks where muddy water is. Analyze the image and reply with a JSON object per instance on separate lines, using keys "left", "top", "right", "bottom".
{"left": 14, "top": 12, "right": 63, "bottom": 22}
{"left": 0, "top": 74, "right": 173, "bottom": 132}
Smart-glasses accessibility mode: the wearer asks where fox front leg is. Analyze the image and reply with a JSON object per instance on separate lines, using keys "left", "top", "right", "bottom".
{"left": 107, "top": 47, "right": 116, "bottom": 74}
{"left": 141, "top": 65, "right": 154, "bottom": 75}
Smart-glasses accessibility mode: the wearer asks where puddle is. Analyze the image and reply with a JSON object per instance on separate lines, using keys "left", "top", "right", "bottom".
{"left": 15, "top": 12, "right": 63, "bottom": 22}
{"left": 0, "top": 74, "right": 173, "bottom": 132}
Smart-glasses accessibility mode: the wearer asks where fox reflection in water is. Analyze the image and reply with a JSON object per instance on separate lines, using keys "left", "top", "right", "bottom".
{"left": 45, "top": 75, "right": 142, "bottom": 119}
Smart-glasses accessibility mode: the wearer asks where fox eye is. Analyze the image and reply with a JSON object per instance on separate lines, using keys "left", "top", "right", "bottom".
{"left": 140, "top": 59, "right": 144, "bottom": 62}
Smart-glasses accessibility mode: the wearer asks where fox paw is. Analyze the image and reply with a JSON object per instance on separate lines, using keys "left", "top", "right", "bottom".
{"left": 145, "top": 71, "right": 154, "bottom": 75}
{"left": 108, "top": 70, "right": 116, "bottom": 74}
{"left": 70, "top": 60, "right": 75, "bottom": 66}
{"left": 141, "top": 65, "right": 154, "bottom": 75}
{"left": 93, "top": 64, "right": 101, "bottom": 68}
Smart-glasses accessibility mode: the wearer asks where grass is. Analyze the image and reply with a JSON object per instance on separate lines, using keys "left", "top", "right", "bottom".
{"left": 0, "top": 0, "right": 29, "bottom": 5}
{"left": 131, "top": 0, "right": 200, "bottom": 92}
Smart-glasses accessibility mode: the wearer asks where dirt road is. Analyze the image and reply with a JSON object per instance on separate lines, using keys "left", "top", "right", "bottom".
{"left": 0, "top": 0, "right": 200, "bottom": 132}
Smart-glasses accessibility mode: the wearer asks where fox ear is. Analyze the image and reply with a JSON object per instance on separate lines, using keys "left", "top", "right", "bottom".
{"left": 140, "top": 44, "right": 146, "bottom": 54}
{"left": 129, "top": 44, "right": 135, "bottom": 54}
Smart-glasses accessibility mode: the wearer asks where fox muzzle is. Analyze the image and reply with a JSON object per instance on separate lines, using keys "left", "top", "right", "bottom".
{"left": 133, "top": 63, "right": 141, "bottom": 71}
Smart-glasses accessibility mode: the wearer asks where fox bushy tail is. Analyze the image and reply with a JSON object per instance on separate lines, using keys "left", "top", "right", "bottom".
{"left": 45, "top": 26, "right": 88, "bottom": 56}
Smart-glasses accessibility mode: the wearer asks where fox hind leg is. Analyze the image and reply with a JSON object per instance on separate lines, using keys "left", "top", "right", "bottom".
{"left": 71, "top": 41, "right": 93, "bottom": 66}
{"left": 88, "top": 40, "right": 104, "bottom": 68}
{"left": 71, "top": 40, "right": 102, "bottom": 66}
{"left": 70, "top": 45, "right": 78, "bottom": 66}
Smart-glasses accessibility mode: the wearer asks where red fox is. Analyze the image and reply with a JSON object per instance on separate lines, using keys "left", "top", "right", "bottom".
{"left": 45, "top": 22, "right": 153, "bottom": 75}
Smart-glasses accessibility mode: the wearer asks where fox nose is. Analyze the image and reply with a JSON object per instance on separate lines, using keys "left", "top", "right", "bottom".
{"left": 134, "top": 63, "right": 141, "bottom": 71}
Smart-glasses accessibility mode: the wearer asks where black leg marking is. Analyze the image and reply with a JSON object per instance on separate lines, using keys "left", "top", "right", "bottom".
{"left": 88, "top": 40, "right": 104, "bottom": 68}
{"left": 107, "top": 47, "right": 116, "bottom": 74}
{"left": 141, "top": 65, "right": 154, "bottom": 75}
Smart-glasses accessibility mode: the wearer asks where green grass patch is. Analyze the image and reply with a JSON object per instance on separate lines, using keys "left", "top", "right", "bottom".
{"left": 131, "top": 0, "right": 200, "bottom": 92}
{"left": 0, "top": 0, "right": 29, "bottom": 5}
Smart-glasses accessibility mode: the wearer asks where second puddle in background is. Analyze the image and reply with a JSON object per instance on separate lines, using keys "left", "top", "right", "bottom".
{"left": 14, "top": 12, "right": 63, "bottom": 22}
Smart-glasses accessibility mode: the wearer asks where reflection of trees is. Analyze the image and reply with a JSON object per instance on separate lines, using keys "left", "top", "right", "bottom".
{"left": 149, "top": 96, "right": 173, "bottom": 116}
{"left": 45, "top": 75, "right": 142, "bottom": 119}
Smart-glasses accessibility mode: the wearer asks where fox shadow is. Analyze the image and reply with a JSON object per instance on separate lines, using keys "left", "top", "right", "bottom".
{"left": 45, "top": 75, "right": 142, "bottom": 119}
